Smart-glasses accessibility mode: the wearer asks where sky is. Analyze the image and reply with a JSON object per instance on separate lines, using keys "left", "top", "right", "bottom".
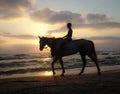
{"left": 0, "top": 0, "right": 120, "bottom": 54}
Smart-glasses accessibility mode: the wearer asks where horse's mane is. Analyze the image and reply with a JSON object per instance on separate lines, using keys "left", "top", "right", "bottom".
{"left": 45, "top": 37, "right": 63, "bottom": 41}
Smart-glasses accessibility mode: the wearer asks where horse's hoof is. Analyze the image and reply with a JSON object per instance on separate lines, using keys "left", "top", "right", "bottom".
{"left": 53, "top": 72, "right": 56, "bottom": 75}
{"left": 79, "top": 73, "right": 82, "bottom": 76}
{"left": 98, "top": 72, "right": 101, "bottom": 75}
{"left": 60, "top": 74, "right": 64, "bottom": 77}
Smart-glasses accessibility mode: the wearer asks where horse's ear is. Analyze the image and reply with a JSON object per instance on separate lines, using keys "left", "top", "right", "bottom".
{"left": 38, "top": 36, "right": 40, "bottom": 38}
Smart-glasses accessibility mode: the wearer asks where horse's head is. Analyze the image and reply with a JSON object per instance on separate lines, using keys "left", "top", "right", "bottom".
{"left": 38, "top": 36, "right": 46, "bottom": 51}
{"left": 38, "top": 36, "right": 55, "bottom": 51}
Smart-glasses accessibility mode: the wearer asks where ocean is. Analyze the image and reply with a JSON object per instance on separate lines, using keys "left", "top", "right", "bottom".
{"left": 0, "top": 51, "right": 120, "bottom": 79}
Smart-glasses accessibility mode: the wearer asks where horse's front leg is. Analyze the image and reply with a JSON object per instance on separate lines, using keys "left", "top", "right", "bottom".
{"left": 51, "top": 57, "right": 58, "bottom": 75}
{"left": 59, "top": 57, "right": 65, "bottom": 76}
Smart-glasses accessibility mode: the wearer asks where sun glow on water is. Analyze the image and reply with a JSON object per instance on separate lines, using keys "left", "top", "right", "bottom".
{"left": 44, "top": 71, "right": 53, "bottom": 76}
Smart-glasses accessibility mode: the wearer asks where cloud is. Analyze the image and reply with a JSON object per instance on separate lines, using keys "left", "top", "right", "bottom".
{"left": 0, "top": 32, "right": 36, "bottom": 39}
{"left": 30, "top": 8, "right": 84, "bottom": 24}
{"left": 88, "top": 36, "right": 120, "bottom": 51}
{"left": 86, "top": 13, "right": 111, "bottom": 23}
{"left": 0, "top": 0, "right": 35, "bottom": 20}
{"left": 0, "top": 8, "right": 23, "bottom": 20}
{"left": 30, "top": 8, "right": 114, "bottom": 25}
{"left": 13, "top": 34, "right": 36, "bottom": 39}
{"left": 89, "top": 36, "right": 120, "bottom": 40}
{"left": 0, "top": 44, "right": 39, "bottom": 54}
{"left": 0, "top": 0, "right": 35, "bottom": 10}
{"left": 0, "top": 39, "right": 6, "bottom": 44}
{"left": 29, "top": 7, "right": 120, "bottom": 32}
{"left": 47, "top": 21, "right": 120, "bottom": 34}
{"left": 75, "top": 22, "right": 120, "bottom": 29}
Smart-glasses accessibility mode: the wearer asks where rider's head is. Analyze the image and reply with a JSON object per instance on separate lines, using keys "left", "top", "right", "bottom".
{"left": 67, "top": 23, "right": 72, "bottom": 28}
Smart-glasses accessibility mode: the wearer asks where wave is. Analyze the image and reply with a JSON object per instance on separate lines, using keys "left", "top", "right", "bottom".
{"left": 0, "top": 67, "right": 51, "bottom": 76}
{"left": 0, "top": 52, "right": 120, "bottom": 78}
{"left": 0, "top": 53, "right": 50, "bottom": 60}
{"left": 0, "top": 60, "right": 40, "bottom": 68}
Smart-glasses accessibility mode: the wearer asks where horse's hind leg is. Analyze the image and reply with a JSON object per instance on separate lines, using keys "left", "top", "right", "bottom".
{"left": 88, "top": 53, "right": 101, "bottom": 75}
{"left": 79, "top": 53, "right": 86, "bottom": 75}
{"left": 59, "top": 57, "right": 65, "bottom": 76}
{"left": 51, "top": 57, "right": 58, "bottom": 75}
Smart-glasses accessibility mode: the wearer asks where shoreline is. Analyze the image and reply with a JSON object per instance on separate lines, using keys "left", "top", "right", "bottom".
{"left": 1, "top": 65, "right": 120, "bottom": 79}
{"left": 0, "top": 68, "right": 120, "bottom": 94}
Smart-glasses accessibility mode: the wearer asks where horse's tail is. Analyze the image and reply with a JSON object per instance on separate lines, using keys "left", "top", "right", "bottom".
{"left": 90, "top": 41, "right": 98, "bottom": 62}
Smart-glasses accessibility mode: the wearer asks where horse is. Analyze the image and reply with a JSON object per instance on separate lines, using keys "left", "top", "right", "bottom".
{"left": 38, "top": 36, "right": 101, "bottom": 76}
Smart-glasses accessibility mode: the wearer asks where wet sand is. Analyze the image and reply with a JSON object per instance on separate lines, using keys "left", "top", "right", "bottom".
{"left": 0, "top": 67, "right": 120, "bottom": 94}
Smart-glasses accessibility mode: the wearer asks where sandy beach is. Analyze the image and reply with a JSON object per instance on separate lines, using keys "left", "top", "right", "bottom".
{"left": 0, "top": 67, "right": 120, "bottom": 94}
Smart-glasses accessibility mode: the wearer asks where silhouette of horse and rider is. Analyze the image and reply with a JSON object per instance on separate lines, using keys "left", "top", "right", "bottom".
{"left": 38, "top": 23, "right": 101, "bottom": 76}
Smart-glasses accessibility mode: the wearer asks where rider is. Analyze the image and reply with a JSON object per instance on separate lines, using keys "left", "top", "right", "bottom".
{"left": 63, "top": 22, "right": 73, "bottom": 41}
{"left": 51, "top": 23, "right": 73, "bottom": 57}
